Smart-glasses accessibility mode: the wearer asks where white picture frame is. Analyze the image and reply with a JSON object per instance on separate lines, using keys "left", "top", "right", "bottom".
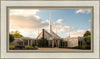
{"left": 0, "top": 0, "right": 100, "bottom": 59}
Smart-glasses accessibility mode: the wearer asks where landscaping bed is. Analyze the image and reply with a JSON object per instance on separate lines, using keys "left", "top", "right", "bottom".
{"left": 9, "top": 45, "right": 38, "bottom": 50}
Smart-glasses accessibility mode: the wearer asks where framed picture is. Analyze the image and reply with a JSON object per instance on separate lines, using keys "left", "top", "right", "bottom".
{"left": 0, "top": 0, "right": 100, "bottom": 59}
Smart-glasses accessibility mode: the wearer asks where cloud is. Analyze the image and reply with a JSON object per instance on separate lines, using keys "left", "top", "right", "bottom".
{"left": 75, "top": 9, "right": 91, "bottom": 14}
{"left": 55, "top": 19, "right": 66, "bottom": 25}
{"left": 10, "top": 15, "right": 73, "bottom": 38}
{"left": 10, "top": 15, "right": 41, "bottom": 30}
{"left": 67, "top": 29, "right": 90, "bottom": 37}
{"left": 10, "top": 9, "right": 51, "bottom": 38}
{"left": 10, "top": 9, "right": 90, "bottom": 38}
{"left": 57, "top": 26, "right": 75, "bottom": 33}
{"left": 10, "top": 9, "right": 48, "bottom": 31}
{"left": 10, "top": 9, "right": 39, "bottom": 16}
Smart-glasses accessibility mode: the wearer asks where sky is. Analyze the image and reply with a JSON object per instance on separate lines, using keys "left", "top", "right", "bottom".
{"left": 9, "top": 9, "right": 91, "bottom": 38}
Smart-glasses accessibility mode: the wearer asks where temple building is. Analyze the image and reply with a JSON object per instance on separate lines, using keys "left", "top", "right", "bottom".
{"left": 36, "top": 14, "right": 62, "bottom": 47}
{"left": 10, "top": 14, "right": 86, "bottom": 48}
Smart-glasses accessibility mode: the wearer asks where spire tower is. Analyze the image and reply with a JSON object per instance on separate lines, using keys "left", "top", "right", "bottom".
{"left": 49, "top": 13, "right": 52, "bottom": 33}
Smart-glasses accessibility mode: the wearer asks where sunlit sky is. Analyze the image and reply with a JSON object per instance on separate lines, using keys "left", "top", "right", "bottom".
{"left": 9, "top": 9, "right": 91, "bottom": 38}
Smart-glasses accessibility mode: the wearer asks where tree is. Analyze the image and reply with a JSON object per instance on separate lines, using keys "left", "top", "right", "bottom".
{"left": 84, "top": 35, "right": 91, "bottom": 45}
{"left": 38, "top": 38, "right": 48, "bottom": 47}
{"left": 83, "top": 31, "right": 91, "bottom": 37}
{"left": 11, "top": 30, "right": 23, "bottom": 38}
{"left": 9, "top": 34, "right": 14, "bottom": 43}
{"left": 83, "top": 30, "right": 91, "bottom": 45}
{"left": 11, "top": 31, "right": 14, "bottom": 34}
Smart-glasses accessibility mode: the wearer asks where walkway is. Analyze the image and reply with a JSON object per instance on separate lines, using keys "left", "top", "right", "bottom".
{"left": 38, "top": 47, "right": 81, "bottom": 50}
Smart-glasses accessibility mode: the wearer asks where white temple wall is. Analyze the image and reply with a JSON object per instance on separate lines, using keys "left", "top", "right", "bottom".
{"left": 67, "top": 38, "right": 78, "bottom": 47}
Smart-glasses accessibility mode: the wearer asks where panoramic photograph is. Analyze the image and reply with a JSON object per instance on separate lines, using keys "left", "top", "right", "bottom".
{"left": 9, "top": 9, "right": 91, "bottom": 50}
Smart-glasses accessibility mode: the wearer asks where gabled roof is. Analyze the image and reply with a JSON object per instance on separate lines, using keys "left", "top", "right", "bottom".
{"left": 50, "top": 30, "right": 60, "bottom": 39}
{"left": 37, "top": 29, "right": 60, "bottom": 39}
{"left": 37, "top": 29, "right": 53, "bottom": 39}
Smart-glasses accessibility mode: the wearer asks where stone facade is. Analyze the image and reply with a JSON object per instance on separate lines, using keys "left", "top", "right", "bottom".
{"left": 67, "top": 37, "right": 78, "bottom": 47}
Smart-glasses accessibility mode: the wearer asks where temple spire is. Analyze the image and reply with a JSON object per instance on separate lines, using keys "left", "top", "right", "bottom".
{"left": 49, "top": 13, "right": 52, "bottom": 33}
{"left": 69, "top": 32, "right": 70, "bottom": 38}
{"left": 69, "top": 29, "right": 70, "bottom": 38}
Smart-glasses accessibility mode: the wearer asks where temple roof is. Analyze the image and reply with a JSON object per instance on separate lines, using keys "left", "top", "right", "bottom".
{"left": 36, "top": 29, "right": 60, "bottom": 39}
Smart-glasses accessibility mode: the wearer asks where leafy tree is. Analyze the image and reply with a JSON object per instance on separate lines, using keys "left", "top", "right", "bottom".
{"left": 38, "top": 38, "right": 48, "bottom": 47}
{"left": 11, "top": 31, "right": 14, "bottom": 34}
{"left": 9, "top": 34, "right": 14, "bottom": 43}
{"left": 10, "top": 30, "right": 23, "bottom": 38}
{"left": 84, "top": 35, "right": 91, "bottom": 45}
{"left": 83, "top": 30, "right": 91, "bottom": 45}
{"left": 12, "top": 30, "right": 23, "bottom": 38}
{"left": 83, "top": 31, "right": 91, "bottom": 37}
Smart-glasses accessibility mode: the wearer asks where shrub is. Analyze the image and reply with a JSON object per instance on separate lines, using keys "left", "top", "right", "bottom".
{"left": 82, "top": 45, "right": 90, "bottom": 49}
{"left": 9, "top": 45, "right": 15, "bottom": 50}
{"left": 34, "top": 46, "right": 38, "bottom": 49}
{"left": 77, "top": 45, "right": 90, "bottom": 49}
{"left": 25, "top": 45, "right": 33, "bottom": 49}
{"left": 81, "top": 46, "right": 86, "bottom": 49}
{"left": 59, "top": 45, "right": 90, "bottom": 50}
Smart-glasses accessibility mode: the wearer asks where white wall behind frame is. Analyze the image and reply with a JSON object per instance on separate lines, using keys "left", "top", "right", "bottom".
{"left": 1, "top": 1, "right": 99, "bottom": 58}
